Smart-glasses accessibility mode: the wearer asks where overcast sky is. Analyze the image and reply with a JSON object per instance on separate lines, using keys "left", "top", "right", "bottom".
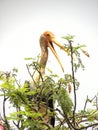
{"left": 0, "top": 0, "right": 98, "bottom": 112}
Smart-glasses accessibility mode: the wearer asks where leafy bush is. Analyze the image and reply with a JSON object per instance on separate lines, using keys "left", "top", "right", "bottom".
{"left": 0, "top": 35, "right": 98, "bottom": 130}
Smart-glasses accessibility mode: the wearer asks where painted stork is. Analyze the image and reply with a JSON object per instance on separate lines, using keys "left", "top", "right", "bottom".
{"left": 29, "top": 31, "right": 71, "bottom": 127}
{"left": 30, "top": 31, "right": 71, "bottom": 89}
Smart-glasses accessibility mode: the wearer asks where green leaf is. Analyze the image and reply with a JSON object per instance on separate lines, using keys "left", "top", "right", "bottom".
{"left": 24, "top": 57, "right": 34, "bottom": 60}
{"left": 73, "top": 44, "right": 86, "bottom": 51}
{"left": 62, "top": 34, "right": 75, "bottom": 41}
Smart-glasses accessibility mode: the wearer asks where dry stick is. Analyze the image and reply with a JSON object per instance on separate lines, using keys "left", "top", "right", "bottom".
{"left": 84, "top": 95, "right": 98, "bottom": 111}
{"left": 96, "top": 95, "right": 98, "bottom": 109}
{"left": 26, "top": 64, "right": 36, "bottom": 85}
{"left": 69, "top": 40, "right": 77, "bottom": 127}
{"left": 83, "top": 95, "right": 89, "bottom": 111}
{"left": 56, "top": 108, "right": 74, "bottom": 129}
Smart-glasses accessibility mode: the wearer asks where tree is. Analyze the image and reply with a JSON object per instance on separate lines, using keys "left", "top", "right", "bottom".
{"left": 0, "top": 35, "right": 98, "bottom": 130}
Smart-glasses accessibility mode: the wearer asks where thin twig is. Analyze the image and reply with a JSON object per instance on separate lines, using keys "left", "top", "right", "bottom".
{"left": 69, "top": 40, "right": 77, "bottom": 126}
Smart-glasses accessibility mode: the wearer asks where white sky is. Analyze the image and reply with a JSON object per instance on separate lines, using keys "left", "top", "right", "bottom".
{"left": 0, "top": 0, "right": 98, "bottom": 112}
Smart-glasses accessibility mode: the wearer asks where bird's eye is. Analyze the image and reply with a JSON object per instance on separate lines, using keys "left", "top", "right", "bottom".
{"left": 46, "top": 34, "right": 50, "bottom": 37}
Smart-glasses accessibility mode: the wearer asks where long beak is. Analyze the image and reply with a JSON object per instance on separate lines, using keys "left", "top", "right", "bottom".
{"left": 48, "top": 38, "right": 71, "bottom": 72}
{"left": 52, "top": 38, "right": 71, "bottom": 55}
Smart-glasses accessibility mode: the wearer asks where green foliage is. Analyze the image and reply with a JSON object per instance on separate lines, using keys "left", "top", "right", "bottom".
{"left": 57, "top": 87, "right": 73, "bottom": 115}
{"left": 62, "top": 34, "right": 75, "bottom": 42}
{"left": 0, "top": 34, "right": 97, "bottom": 130}
{"left": 62, "top": 34, "right": 89, "bottom": 72}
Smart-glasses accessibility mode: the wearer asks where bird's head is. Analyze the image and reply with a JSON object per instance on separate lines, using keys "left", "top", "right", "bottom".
{"left": 40, "top": 31, "right": 71, "bottom": 72}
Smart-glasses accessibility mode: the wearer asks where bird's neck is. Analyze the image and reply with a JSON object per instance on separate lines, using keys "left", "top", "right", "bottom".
{"left": 30, "top": 50, "right": 48, "bottom": 90}
{"left": 39, "top": 48, "right": 48, "bottom": 75}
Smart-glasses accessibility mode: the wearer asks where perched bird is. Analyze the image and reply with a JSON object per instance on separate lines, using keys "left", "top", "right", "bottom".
{"left": 30, "top": 31, "right": 71, "bottom": 89}
{"left": 29, "top": 31, "right": 71, "bottom": 127}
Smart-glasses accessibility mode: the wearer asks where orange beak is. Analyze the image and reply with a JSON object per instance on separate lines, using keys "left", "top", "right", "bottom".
{"left": 47, "top": 37, "right": 71, "bottom": 72}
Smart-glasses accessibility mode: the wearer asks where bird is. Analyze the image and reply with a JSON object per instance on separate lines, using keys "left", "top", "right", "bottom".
{"left": 30, "top": 31, "right": 71, "bottom": 89}
{"left": 29, "top": 31, "right": 71, "bottom": 127}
